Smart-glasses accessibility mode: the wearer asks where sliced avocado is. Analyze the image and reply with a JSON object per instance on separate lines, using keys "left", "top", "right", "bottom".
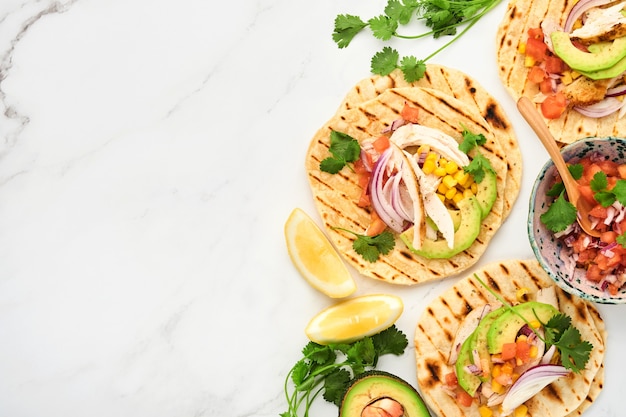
{"left": 400, "top": 196, "right": 481, "bottom": 259}
{"left": 578, "top": 53, "right": 626, "bottom": 80}
{"left": 468, "top": 307, "right": 506, "bottom": 381}
{"left": 475, "top": 170, "right": 497, "bottom": 220}
{"left": 551, "top": 31, "right": 626, "bottom": 72}
{"left": 339, "top": 370, "right": 431, "bottom": 417}
{"left": 486, "top": 301, "right": 558, "bottom": 354}
{"left": 426, "top": 209, "right": 462, "bottom": 232}
{"left": 455, "top": 332, "right": 482, "bottom": 397}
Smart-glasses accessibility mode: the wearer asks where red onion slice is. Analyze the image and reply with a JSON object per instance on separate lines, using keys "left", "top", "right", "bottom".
{"left": 370, "top": 148, "right": 405, "bottom": 233}
{"left": 607, "top": 84, "right": 626, "bottom": 97}
{"left": 574, "top": 97, "right": 624, "bottom": 118}
{"left": 564, "top": 0, "right": 613, "bottom": 32}
{"left": 501, "top": 364, "right": 569, "bottom": 414}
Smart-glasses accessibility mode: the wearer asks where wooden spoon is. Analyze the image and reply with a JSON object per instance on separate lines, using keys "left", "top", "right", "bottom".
{"left": 517, "top": 97, "right": 601, "bottom": 237}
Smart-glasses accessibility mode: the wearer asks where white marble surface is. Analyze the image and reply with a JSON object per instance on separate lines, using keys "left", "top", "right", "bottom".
{"left": 0, "top": 0, "right": 624, "bottom": 416}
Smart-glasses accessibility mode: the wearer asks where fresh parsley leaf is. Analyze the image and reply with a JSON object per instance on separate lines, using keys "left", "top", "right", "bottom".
{"left": 320, "top": 130, "right": 361, "bottom": 174}
{"left": 371, "top": 46, "right": 400, "bottom": 76}
{"left": 332, "top": 14, "right": 368, "bottom": 48}
{"left": 282, "top": 326, "right": 408, "bottom": 417}
{"left": 540, "top": 192, "right": 577, "bottom": 232}
{"left": 368, "top": 15, "right": 398, "bottom": 41}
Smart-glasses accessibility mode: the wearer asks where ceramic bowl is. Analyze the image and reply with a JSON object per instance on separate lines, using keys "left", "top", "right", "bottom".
{"left": 528, "top": 136, "right": 626, "bottom": 304}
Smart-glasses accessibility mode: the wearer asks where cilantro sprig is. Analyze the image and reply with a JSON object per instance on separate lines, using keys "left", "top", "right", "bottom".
{"left": 333, "top": 227, "right": 396, "bottom": 262}
{"left": 320, "top": 130, "right": 361, "bottom": 174}
{"left": 282, "top": 325, "right": 408, "bottom": 417}
{"left": 333, "top": 0, "right": 504, "bottom": 82}
{"left": 475, "top": 275, "right": 593, "bottom": 373}
{"left": 458, "top": 128, "right": 495, "bottom": 183}
{"left": 590, "top": 171, "right": 626, "bottom": 207}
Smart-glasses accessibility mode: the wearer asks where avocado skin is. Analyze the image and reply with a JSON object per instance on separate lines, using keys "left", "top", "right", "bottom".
{"left": 551, "top": 31, "right": 626, "bottom": 72}
{"left": 401, "top": 196, "right": 482, "bottom": 259}
{"left": 486, "top": 301, "right": 558, "bottom": 354}
{"left": 339, "top": 370, "right": 431, "bottom": 417}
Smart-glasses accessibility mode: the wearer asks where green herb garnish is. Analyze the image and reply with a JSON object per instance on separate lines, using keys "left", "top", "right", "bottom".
{"left": 540, "top": 190, "right": 577, "bottom": 233}
{"left": 333, "top": 227, "right": 396, "bottom": 262}
{"left": 458, "top": 129, "right": 494, "bottom": 183}
{"left": 320, "top": 130, "right": 361, "bottom": 174}
{"left": 333, "top": 0, "right": 504, "bottom": 82}
{"left": 474, "top": 275, "right": 593, "bottom": 373}
{"left": 590, "top": 171, "right": 626, "bottom": 207}
{"left": 282, "top": 325, "right": 408, "bottom": 417}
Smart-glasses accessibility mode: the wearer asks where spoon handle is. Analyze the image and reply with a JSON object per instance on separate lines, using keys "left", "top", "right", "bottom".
{"left": 516, "top": 97, "right": 570, "bottom": 175}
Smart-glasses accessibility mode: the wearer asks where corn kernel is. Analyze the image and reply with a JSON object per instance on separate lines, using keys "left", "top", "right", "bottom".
{"left": 529, "top": 345, "right": 538, "bottom": 358}
{"left": 454, "top": 170, "right": 470, "bottom": 186}
{"left": 524, "top": 55, "right": 536, "bottom": 67}
{"left": 434, "top": 166, "right": 447, "bottom": 177}
{"left": 561, "top": 71, "right": 573, "bottom": 85}
{"left": 479, "top": 405, "right": 493, "bottom": 417}
{"left": 502, "top": 362, "right": 514, "bottom": 375}
{"left": 439, "top": 157, "right": 449, "bottom": 166}
{"left": 516, "top": 334, "right": 528, "bottom": 343}
{"left": 492, "top": 364, "right": 502, "bottom": 378}
{"left": 471, "top": 183, "right": 478, "bottom": 194}
{"left": 491, "top": 380, "right": 505, "bottom": 394}
{"left": 516, "top": 287, "right": 530, "bottom": 302}
{"left": 437, "top": 193, "right": 446, "bottom": 203}
{"left": 417, "top": 145, "right": 430, "bottom": 156}
{"left": 529, "top": 320, "right": 541, "bottom": 329}
{"left": 513, "top": 404, "right": 528, "bottom": 417}
{"left": 425, "top": 152, "right": 438, "bottom": 161}
{"left": 518, "top": 42, "right": 526, "bottom": 54}
{"left": 462, "top": 189, "right": 474, "bottom": 199}
{"left": 437, "top": 183, "right": 449, "bottom": 194}
{"left": 571, "top": 70, "right": 581, "bottom": 79}
{"left": 445, "top": 187, "right": 457, "bottom": 200}
{"left": 453, "top": 192, "right": 465, "bottom": 205}
{"left": 422, "top": 159, "right": 436, "bottom": 174}
{"left": 442, "top": 175, "right": 458, "bottom": 189}
{"left": 445, "top": 160, "right": 459, "bottom": 174}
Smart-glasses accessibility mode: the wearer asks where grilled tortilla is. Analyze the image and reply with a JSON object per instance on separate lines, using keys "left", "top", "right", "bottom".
{"left": 305, "top": 86, "right": 507, "bottom": 285}
{"left": 414, "top": 259, "right": 606, "bottom": 417}
{"left": 496, "top": 0, "right": 626, "bottom": 144}
{"left": 338, "top": 65, "right": 521, "bottom": 219}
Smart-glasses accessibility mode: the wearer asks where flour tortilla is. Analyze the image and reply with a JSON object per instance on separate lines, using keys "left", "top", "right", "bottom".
{"left": 496, "top": 0, "right": 626, "bottom": 144}
{"left": 337, "top": 65, "right": 521, "bottom": 219}
{"left": 414, "top": 259, "right": 606, "bottom": 417}
{"left": 305, "top": 86, "right": 507, "bottom": 285}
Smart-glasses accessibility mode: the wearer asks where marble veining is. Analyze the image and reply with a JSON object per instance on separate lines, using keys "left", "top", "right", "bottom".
{"left": 0, "top": 0, "right": 624, "bottom": 416}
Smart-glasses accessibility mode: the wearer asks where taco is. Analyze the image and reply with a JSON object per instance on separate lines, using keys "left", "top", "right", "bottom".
{"left": 305, "top": 86, "right": 507, "bottom": 285}
{"left": 414, "top": 259, "right": 606, "bottom": 417}
{"left": 496, "top": 0, "right": 626, "bottom": 144}
{"left": 338, "top": 65, "right": 522, "bottom": 219}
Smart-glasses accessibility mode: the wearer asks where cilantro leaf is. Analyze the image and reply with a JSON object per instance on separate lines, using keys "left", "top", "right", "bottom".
{"left": 368, "top": 15, "right": 398, "bottom": 41}
{"left": 399, "top": 55, "right": 426, "bottom": 82}
{"left": 458, "top": 129, "right": 486, "bottom": 154}
{"left": 371, "top": 46, "right": 400, "bottom": 76}
{"left": 323, "top": 369, "right": 351, "bottom": 405}
{"left": 590, "top": 171, "right": 608, "bottom": 192}
{"left": 352, "top": 230, "right": 395, "bottom": 262}
{"left": 320, "top": 130, "right": 360, "bottom": 174}
{"left": 540, "top": 192, "right": 577, "bottom": 232}
{"left": 385, "top": 0, "right": 418, "bottom": 24}
{"left": 332, "top": 14, "right": 368, "bottom": 48}
{"left": 463, "top": 152, "right": 493, "bottom": 183}
{"left": 612, "top": 180, "right": 626, "bottom": 205}
{"left": 372, "top": 325, "right": 409, "bottom": 356}
{"left": 546, "top": 181, "right": 565, "bottom": 197}
{"left": 554, "top": 327, "right": 593, "bottom": 372}
{"left": 618, "top": 233, "right": 626, "bottom": 248}
{"left": 569, "top": 163, "right": 584, "bottom": 180}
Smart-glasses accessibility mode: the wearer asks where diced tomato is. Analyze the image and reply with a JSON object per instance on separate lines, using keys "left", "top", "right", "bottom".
{"left": 584, "top": 163, "right": 604, "bottom": 184}
{"left": 586, "top": 264, "right": 604, "bottom": 282}
{"left": 526, "top": 37, "right": 548, "bottom": 61}
{"left": 445, "top": 372, "right": 458, "bottom": 388}
{"left": 608, "top": 283, "right": 620, "bottom": 295}
{"left": 539, "top": 77, "right": 554, "bottom": 95}
{"left": 515, "top": 340, "right": 531, "bottom": 364}
{"left": 589, "top": 205, "right": 608, "bottom": 219}
{"left": 500, "top": 343, "right": 517, "bottom": 361}
{"left": 578, "top": 184, "right": 596, "bottom": 205}
{"left": 456, "top": 389, "right": 474, "bottom": 407}
{"left": 596, "top": 159, "right": 619, "bottom": 177}
{"left": 617, "top": 164, "right": 626, "bottom": 179}
{"left": 527, "top": 27, "right": 544, "bottom": 40}
{"left": 367, "top": 210, "right": 387, "bottom": 236}
{"left": 528, "top": 65, "right": 546, "bottom": 84}
{"left": 372, "top": 135, "right": 390, "bottom": 153}
{"left": 540, "top": 92, "right": 568, "bottom": 119}
{"left": 601, "top": 231, "right": 618, "bottom": 244}
{"left": 577, "top": 247, "right": 597, "bottom": 265}
{"left": 401, "top": 103, "right": 420, "bottom": 123}
{"left": 544, "top": 55, "right": 568, "bottom": 74}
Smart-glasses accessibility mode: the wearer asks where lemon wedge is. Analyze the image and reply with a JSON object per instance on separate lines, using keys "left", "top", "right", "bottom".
{"left": 305, "top": 294, "right": 404, "bottom": 344}
{"left": 285, "top": 208, "right": 356, "bottom": 298}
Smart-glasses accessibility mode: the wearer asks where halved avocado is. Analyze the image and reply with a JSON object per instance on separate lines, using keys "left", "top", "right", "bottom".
{"left": 551, "top": 31, "right": 626, "bottom": 72}
{"left": 400, "top": 196, "right": 482, "bottom": 259}
{"left": 475, "top": 170, "right": 497, "bottom": 220}
{"left": 339, "top": 371, "right": 431, "bottom": 417}
{"left": 486, "top": 301, "right": 558, "bottom": 354}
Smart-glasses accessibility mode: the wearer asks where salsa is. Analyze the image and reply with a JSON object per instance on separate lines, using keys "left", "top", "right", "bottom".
{"left": 551, "top": 155, "right": 626, "bottom": 295}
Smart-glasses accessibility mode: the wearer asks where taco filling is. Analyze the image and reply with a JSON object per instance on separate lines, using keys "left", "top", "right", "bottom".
{"left": 522, "top": 0, "right": 626, "bottom": 119}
